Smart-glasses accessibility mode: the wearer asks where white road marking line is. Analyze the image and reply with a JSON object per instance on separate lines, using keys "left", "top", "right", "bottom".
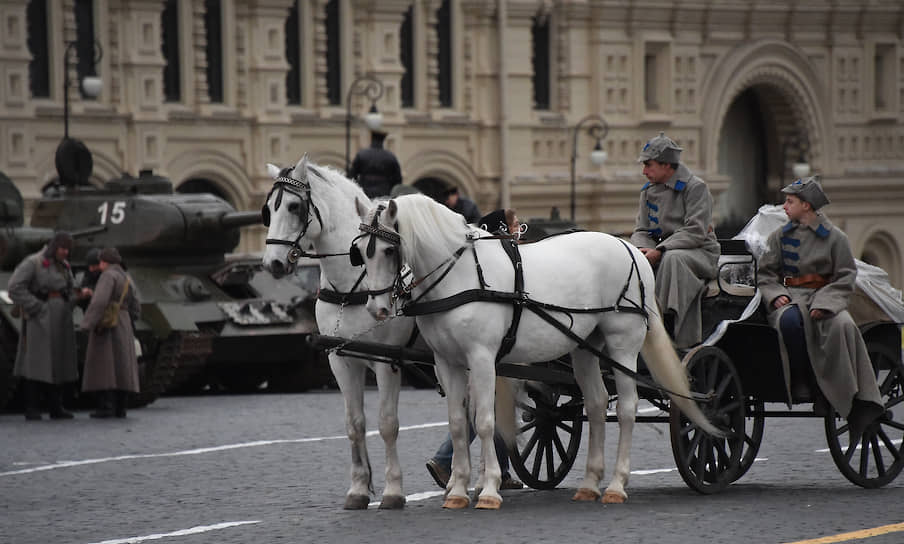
{"left": 814, "top": 438, "right": 902, "bottom": 453}
{"left": 84, "top": 520, "right": 261, "bottom": 544}
{"left": 1, "top": 421, "right": 447, "bottom": 477}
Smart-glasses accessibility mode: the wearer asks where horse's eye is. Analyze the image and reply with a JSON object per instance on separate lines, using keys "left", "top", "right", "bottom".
{"left": 288, "top": 201, "right": 301, "bottom": 214}
{"left": 384, "top": 247, "right": 395, "bottom": 257}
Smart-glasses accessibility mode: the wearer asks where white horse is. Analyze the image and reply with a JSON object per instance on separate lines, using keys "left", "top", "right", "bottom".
{"left": 353, "top": 194, "right": 721, "bottom": 510}
{"left": 262, "top": 155, "right": 416, "bottom": 510}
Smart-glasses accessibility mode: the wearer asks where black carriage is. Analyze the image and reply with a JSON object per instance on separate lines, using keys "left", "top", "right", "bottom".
{"left": 309, "top": 239, "right": 904, "bottom": 494}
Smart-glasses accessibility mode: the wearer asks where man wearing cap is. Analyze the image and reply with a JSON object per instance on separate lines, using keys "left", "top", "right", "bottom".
{"left": 80, "top": 247, "right": 141, "bottom": 418}
{"left": 630, "top": 132, "right": 720, "bottom": 348}
{"left": 348, "top": 129, "right": 403, "bottom": 199}
{"left": 758, "top": 177, "right": 883, "bottom": 441}
{"left": 7, "top": 232, "right": 81, "bottom": 420}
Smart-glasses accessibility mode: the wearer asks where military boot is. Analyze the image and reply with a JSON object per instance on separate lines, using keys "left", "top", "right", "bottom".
{"left": 23, "top": 379, "right": 43, "bottom": 421}
{"left": 90, "top": 391, "right": 115, "bottom": 419}
{"left": 47, "top": 384, "right": 74, "bottom": 420}
{"left": 113, "top": 390, "right": 128, "bottom": 418}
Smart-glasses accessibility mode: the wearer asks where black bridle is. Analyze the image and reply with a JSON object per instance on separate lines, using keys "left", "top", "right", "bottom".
{"left": 349, "top": 204, "right": 402, "bottom": 300}
{"left": 263, "top": 165, "right": 336, "bottom": 263}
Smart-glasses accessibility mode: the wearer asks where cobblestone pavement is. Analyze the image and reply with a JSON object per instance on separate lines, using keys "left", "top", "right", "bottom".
{"left": 1, "top": 389, "right": 902, "bottom": 544}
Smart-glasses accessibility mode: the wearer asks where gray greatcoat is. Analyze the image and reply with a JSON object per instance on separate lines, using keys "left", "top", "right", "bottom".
{"left": 757, "top": 215, "right": 882, "bottom": 417}
{"left": 7, "top": 250, "right": 79, "bottom": 384}
{"left": 79, "top": 264, "right": 141, "bottom": 392}
{"left": 630, "top": 163, "right": 720, "bottom": 348}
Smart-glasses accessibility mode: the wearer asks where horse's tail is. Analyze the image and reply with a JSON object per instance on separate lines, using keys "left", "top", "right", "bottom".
{"left": 641, "top": 312, "right": 724, "bottom": 437}
{"left": 495, "top": 376, "right": 518, "bottom": 450}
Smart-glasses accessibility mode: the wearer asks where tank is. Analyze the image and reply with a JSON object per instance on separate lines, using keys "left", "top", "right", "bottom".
{"left": 0, "top": 168, "right": 327, "bottom": 411}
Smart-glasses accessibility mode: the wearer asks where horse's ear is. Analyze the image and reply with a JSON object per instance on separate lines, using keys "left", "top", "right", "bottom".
{"left": 387, "top": 199, "right": 398, "bottom": 220}
{"left": 354, "top": 197, "right": 369, "bottom": 219}
{"left": 266, "top": 163, "right": 280, "bottom": 179}
{"left": 293, "top": 153, "right": 308, "bottom": 179}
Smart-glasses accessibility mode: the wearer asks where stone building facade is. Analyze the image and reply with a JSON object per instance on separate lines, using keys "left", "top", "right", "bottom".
{"left": 1, "top": 0, "right": 903, "bottom": 286}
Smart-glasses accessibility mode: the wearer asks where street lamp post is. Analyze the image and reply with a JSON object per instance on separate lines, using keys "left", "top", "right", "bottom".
{"left": 344, "top": 74, "right": 385, "bottom": 174}
{"left": 62, "top": 40, "right": 103, "bottom": 139}
{"left": 779, "top": 134, "right": 811, "bottom": 200}
{"left": 569, "top": 114, "right": 609, "bottom": 222}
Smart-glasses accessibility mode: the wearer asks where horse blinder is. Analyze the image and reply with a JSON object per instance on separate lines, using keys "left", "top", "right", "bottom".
{"left": 349, "top": 243, "right": 364, "bottom": 267}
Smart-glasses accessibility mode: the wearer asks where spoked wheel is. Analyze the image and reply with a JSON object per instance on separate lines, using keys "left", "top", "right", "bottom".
{"left": 669, "top": 346, "right": 746, "bottom": 494}
{"left": 509, "top": 382, "right": 583, "bottom": 489}
{"left": 824, "top": 338, "right": 904, "bottom": 488}
{"left": 733, "top": 398, "right": 765, "bottom": 483}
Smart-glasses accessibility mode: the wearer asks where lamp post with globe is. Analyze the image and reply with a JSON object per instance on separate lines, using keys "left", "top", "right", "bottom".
{"left": 56, "top": 40, "right": 103, "bottom": 190}
{"left": 62, "top": 40, "right": 103, "bottom": 139}
{"left": 570, "top": 114, "right": 609, "bottom": 222}
{"left": 779, "top": 134, "right": 811, "bottom": 198}
{"left": 344, "top": 74, "right": 385, "bottom": 174}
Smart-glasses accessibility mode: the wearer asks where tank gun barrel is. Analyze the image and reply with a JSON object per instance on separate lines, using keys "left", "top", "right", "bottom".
{"left": 219, "top": 210, "right": 262, "bottom": 230}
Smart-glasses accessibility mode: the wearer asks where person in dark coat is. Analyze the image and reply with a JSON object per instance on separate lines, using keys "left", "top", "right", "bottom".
{"left": 76, "top": 248, "right": 103, "bottom": 311}
{"left": 758, "top": 177, "right": 883, "bottom": 442}
{"left": 7, "top": 232, "right": 82, "bottom": 420}
{"left": 79, "top": 247, "right": 141, "bottom": 418}
{"left": 347, "top": 130, "right": 403, "bottom": 199}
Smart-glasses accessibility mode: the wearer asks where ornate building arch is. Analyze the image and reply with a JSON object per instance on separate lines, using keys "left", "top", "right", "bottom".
{"left": 702, "top": 39, "right": 829, "bottom": 179}
{"left": 166, "top": 149, "right": 252, "bottom": 209}
{"left": 858, "top": 228, "right": 902, "bottom": 288}
{"left": 403, "top": 149, "right": 479, "bottom": 199}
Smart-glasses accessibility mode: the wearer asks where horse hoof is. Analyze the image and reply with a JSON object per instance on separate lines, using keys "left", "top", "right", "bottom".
{"left": 475, "top": 496, "right": 502, "bottom": 510}
{"left": 571, "top": 488, "right": 601, "bottom": 502}
{"left": 343, "top": 494, "right": 370, "bottom": 510}
{"left": 378, "top": 495, "right": 406, "bottom": 510}
{"left": 442, "top": 495, "right": 470, "bottom": 509}
{"left": 602, "top": 491, "right": 626, "bottom": 504}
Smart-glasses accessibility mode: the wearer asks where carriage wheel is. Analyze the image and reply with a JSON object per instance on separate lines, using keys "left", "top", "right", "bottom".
{"left": 732, "top": 398, "right": 765, "bottom": 483}
{"left": 669, "top": 346, "right": 745, "bottom": 494}
{"left": 824, "top": 338, "right": 904, "bottom": 488}
{"left": 509, "top": 383, "right": 583, "bottom": 490}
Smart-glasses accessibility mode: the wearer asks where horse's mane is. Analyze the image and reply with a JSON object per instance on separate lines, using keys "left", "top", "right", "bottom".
{"left": 294, "top": 159, "right": 369, "bottom": 233}
{"left": 388, "top": 194, "right": 471, "bottom": 271}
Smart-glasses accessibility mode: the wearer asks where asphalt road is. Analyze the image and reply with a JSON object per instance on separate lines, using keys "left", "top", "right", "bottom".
{"left": 2, "top": 388, "right": 902, "bottom": 544}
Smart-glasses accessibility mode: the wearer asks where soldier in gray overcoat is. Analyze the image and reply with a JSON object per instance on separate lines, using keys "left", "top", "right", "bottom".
{"left": 7, "top": 232, "right": 81, "bottom": 420}
{"left": 630, "top": 133, "right": 720, "bottom": 348}
{"left": 79, "top": 247, "right": 141, "bottom": 418}
{"left": 757, "top": 177, "right": 883, "bottom": 441}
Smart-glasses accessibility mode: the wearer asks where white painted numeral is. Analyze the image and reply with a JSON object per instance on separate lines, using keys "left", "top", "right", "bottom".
{"left": 97, "top": 201, "right": 127, "bottom": 224}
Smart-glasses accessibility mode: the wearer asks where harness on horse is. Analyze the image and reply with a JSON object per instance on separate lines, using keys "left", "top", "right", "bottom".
{"left": 357, "top": 217, "right": 660, "bottom": 384}
{"left": 263, "top": 162, "right": 391, "bottom": 306}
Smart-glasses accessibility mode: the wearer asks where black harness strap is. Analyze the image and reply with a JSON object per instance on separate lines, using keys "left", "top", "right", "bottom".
{"left": 497, "top": 239, "right": 523, "bottom": 362}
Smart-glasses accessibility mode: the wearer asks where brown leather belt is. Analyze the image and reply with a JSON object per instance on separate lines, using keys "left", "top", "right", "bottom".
{"left": 46, "top": 291, "right": 63, "bottom": 298}
{"left": 783, "top": 273, "right": 829, "bottom": 289}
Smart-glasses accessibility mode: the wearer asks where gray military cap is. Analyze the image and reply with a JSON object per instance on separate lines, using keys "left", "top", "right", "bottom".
{"left": 637, "top": 132, "right": 683, "bottom": 164}
{"left": 781, "top": 176, "right": 830, "bottom": 210}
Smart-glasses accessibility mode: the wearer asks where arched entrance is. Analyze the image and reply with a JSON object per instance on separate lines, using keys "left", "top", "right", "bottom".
{"left": 714, "top": 82, "right": 813, "bottom": 238}
{"left": 176, "top": 177, "right": 233, "bottom": 206}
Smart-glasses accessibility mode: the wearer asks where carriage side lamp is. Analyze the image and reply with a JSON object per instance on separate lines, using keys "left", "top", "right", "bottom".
{"left": 63, "top": 40, "right": 103, "bottom": 139}
{"left": 344, "top": 74, "right": 385, "bottom": 174}
{"left": 570, "top": 114, "right": 609, "bottom": 222}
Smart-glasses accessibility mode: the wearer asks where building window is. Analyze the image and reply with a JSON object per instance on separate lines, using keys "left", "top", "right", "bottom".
{"left": 285, "top": 0, "right": 302, "bottom": 105}
{"left": 161, "top": 0, "right": 180, "bottom": 102}
{"left": 436, "top": 0, "right": 452, "bottom": 107}
{"left": 74, "top": 0, "right": 97, "bottom": 99}
{"left": 204, "top": 0, "right": 223, "bottom": 103}
{"left": 325, "top": 0, "right": 341, "bottom": 106}
{"left": 644, "top": 42, "right": 669, "bottom": 114}
{"left": 531, "top": 13, "right": 550, "bottom": 110}
{"left": 400, "top": 5, "right": 414, "bottom": 108}
{"left": 874, "top": 43, "right": 895, "bottom": 112}
{"left": 27, "top": 0, "right": 50, "bottom": 98}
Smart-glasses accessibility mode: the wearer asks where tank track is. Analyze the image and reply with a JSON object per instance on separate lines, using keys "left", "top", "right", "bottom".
{"left": 130, "top": 331, "right": 213, "bottom": 408}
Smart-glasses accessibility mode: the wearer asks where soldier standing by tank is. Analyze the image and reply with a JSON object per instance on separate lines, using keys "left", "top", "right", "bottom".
{"left": 76, "top": 248, "right": 102, "bottom": 309}
{"left": 630, "top": 132, "right": 720, "bottom": 348}
{"left": 7, "top": 231, "right": 82, "bottom": 420}
{"left": 79, "top": 247, "right": 141, "bottom": 418}
{"left": 347, "top": 129, "right": 402, "bottom": 199}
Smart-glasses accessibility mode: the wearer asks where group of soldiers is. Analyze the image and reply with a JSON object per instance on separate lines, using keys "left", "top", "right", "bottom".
{"left": 8, "top": 238, "right": 140, "bottom": 420}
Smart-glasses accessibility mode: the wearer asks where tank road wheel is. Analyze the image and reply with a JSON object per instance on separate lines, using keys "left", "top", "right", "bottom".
{"left": 129, "top": 332, "right": 211, "bottom": 408}
{"left": 509, "top": 383, "right": 583, "bottom": 490}
{"left": 824, "top": 338, "right": 904, "bottom": 488}
{"left": 670, "top": 346, "right": 746, "bottom": 494}
{"left": 733, "top": 398, "right": 765, "bottom": 483}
